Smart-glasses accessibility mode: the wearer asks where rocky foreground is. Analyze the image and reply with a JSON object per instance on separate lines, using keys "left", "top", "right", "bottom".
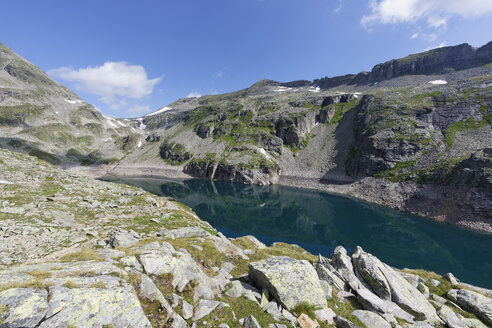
{"left": 1, "top": 149, "right": 492, "bottom": 328}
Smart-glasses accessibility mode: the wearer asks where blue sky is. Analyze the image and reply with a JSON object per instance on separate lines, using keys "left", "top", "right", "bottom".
{"left": 1, "top": 0, "right": 491, "bottom": 117}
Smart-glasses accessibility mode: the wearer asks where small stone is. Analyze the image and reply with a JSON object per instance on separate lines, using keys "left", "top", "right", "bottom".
{"left": 192, "top": 300, "right": 221, "bottom": 321}
{"left": 170, "top": 312, "right": 188, "bottom": 328}
{"left": 190, "top": 244, "right": 203, "bottom": 251}
{"left": 443, "top": 273, "right": 459, "bottom": 285}
{"left": 314, "top": 308, "right": 336, "bottom": 325}
{"left": 351, "top": 310, "right": 391, "bottom": 328}
{"left": 243, "top": 315, "right": 261, "bottom": 328}
{"left": 182, "top": 300, "right": 193, "bottom": 320}
{"left": 297, "top": 313, "right": 318, "bottom": 328}
{"left": 260, "top": 288, "right": 270, "bottom": 307}
{"left": 430, "top": 279, "right": 441, "bottom": 287}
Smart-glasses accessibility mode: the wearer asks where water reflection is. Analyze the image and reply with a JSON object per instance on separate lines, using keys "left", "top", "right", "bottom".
{"left": 105, "top": 176, "right": 492, "bottom": 288}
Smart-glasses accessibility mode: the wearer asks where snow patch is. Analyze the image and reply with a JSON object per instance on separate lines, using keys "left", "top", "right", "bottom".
{"left": 136, "top": 118, "right": 146, "bottom": 130}
{"left": 116, "top": 120, "right": 127, "bottom": 127}
{"left": 137, "top": 141, "right": 142, "bottom": 148}
{"left": 308, "top": 86, "right": 320, "bottom": 93}
{"left": 429, "top": 80, "right": 447, "bottom": 85}
{"left": 274, "top": 86, "right": 292, "bottom": 92}
{"left": 64, "top": 99, "right": 83, "bottom": 104}
{"left": 258, "top": 148, "right": 273, "bottom": 160}
{"left": 106, "top": 120, "right": 118, "bottom": 128}
{"left": 0, "top": 180, "right": 13, "bottom": 184}
{"left": 146, "top": 106, "right": 172, "bottom": 116}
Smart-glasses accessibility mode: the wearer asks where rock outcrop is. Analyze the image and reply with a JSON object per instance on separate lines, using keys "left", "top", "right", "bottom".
{"left": 248, "top": 256, "right": 327, "bottom": 310}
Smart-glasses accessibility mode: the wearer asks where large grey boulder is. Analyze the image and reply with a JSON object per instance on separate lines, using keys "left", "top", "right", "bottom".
{"left": 164, "top": 227, "right": 210, "bottom": 239}
{"left": 248, "top": 256, "right": 327, "bottom": 310}
{"left": 139, "top": 274, "right": 172, "bottom": 313}
{"left": 437, "top": 304, "right": 488, "bottom": 328}
{"left": 351, "top": 310, "right": 392, "bottom": 328}
{"left": 356, "top": 287, "right": 414, "bottom": 323}
{"left": 351, "top": 246, "right": 391, "bottom": 300}
{"left": 109, "top": 228, "right": 141, "bottom": 248}
{"left": 314, "top": 257, "right": 346, "bottom": 291}
{"left": 139, "top": 249, "right": 216, "bottom": 301}
{"left": 0, "top": 288, "right": 48, "bottom": 328}
{"left": 447, "top": 289, "right": 492, "bottom": 325}
{"left": 38, "top": 286, "right": 151, "bottom": 327}
{"left": 351, "top": 247, "right": 440, "bottom": 323}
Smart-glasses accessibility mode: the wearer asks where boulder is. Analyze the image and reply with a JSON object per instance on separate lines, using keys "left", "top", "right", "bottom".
{"left": 120, "top": 255, "right": 143, "bottom": 271}
{"left": 170, "top": 312, "right": 188, "bottom": 328}
{"left": 164, "top": 227, "right": 210, "bottom": 239}
{"left": 351, "top": 247, "right": 440, "bottom": 323}
{"left": 297, "top": 313, "right": 317, "bottom": 328}
{"left": 351, "top": 310, "right": 392, "bottom": 328}
{"left": 437, "top": 304, "right": 488, "bottom": 328}
{"left": 243, "top": 314, "right": 261, "bottom": 328}
{"left": 109, "top": 228, "right": 141, "bottom": 248}
{"left": 139, "top": 274, "right": 172, "bottom": 313}
{"left": 0, "top": 288, "right": 48, "bottom": 327}
{"left": 314, "top": 307, "right": 336, "bottom": 325}
{"left": 355, "top": 287, "right": 414, "bottom": 323}
{"left": 334, "top": 315, "right": 361, "bottom": 328}
{"left": 352, "top": 246, "right": 391, "bottom": 300}
{"left": 444, "top": 273, "right": 460, "bottom": 285}
{"left": 314, "top": 261, "right": 346, "bottom": 291}
{"left": 182, "top": 300, "right": 193, "bottom": 320}
{"left": 225, "top": 280, "right": 260, "bottom": 303}
{"left": 447, "top": 289, "right": 492, "bottom": 325}
{"left": 263, "top": 300, "right": 283, "bottom": 321}
{"left": 248, "top": 256, "right": 327, "bottom": 310}
{"left": 192, "top": 299, "right": 222, "bottom": 321}
{"left": 38, "top": 286, "right": 151, "bottom": 327}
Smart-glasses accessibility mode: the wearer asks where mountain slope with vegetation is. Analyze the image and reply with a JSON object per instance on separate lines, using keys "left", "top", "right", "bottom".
{"left": 0, "top": 42, "right": 491, "bottom": 232}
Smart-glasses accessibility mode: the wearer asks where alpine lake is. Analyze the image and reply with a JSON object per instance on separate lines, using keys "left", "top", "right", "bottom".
{"left": 104, "top": 176, "right": 492, "bottom": 289}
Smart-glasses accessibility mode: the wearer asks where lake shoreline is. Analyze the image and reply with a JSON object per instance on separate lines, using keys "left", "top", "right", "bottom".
{"left": 67, "top": 165, "right": 492, "bottom": 234}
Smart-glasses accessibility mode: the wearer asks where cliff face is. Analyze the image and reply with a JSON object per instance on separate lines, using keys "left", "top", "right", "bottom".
{"left": 315, "top": 42, "right": 492, "bottom": 88}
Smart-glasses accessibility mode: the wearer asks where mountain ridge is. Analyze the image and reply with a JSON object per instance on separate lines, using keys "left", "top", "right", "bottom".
{"left": 0, "top": 41, "right": 491, "bottom": 233}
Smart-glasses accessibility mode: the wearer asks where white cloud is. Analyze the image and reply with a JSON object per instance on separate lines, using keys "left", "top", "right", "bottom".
{"left": 48, "top": 61, "right": 162, "bottom": 110}
{"left": 125, "top": 104, "right": 150, "bottom": 116}
{"left": 215, "top": 71, "right": 225, "bottom": 78}
{"left": 410, "top": 32, "right": 419, "bottom": 39}
{"left": 424, "top": 42, "right": 447, "bottom": 51}
{"left": 362, "top": 0, "right": 492, "bottom": 29}
{"left": 333, "top": 0, "right": 344, "bottom": 13}
{"left": 187, "top": 92, "right": 202, "bottom": 98}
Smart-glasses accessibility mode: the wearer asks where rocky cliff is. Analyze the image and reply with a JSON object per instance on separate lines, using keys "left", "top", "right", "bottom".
{"left": 314, "top": 41, "right": 492, "bottom": 88}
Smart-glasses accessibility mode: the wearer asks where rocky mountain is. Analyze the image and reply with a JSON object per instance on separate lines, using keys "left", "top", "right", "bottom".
{"left": 0, "top": 42, "right": 491, "bottom": 233}
{"left": 0, "top": 43, "right": 145, "bottom": 166}
{"left": 1, "top": 147, "right": 491, "bottom": 328}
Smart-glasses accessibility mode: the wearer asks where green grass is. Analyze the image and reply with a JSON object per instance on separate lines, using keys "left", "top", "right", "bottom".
{"left": 326, "top": 290, "right": 365, "bottom": 327}
{"left": 443, "top": 117, "right": 490, "bottom": 148}
{"left": 200, "top": 296, "right": 289, "bottom": 327}
{"left": 373, "top": 160, "right": 416, "bottom": 182}
{"left": 60, "top": 248, "right": 104, "bottom": 262}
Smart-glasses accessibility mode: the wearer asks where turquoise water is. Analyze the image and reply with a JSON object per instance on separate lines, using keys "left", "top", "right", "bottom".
{"left": 108, "top": 176, "right": 492, "bottom": 289}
